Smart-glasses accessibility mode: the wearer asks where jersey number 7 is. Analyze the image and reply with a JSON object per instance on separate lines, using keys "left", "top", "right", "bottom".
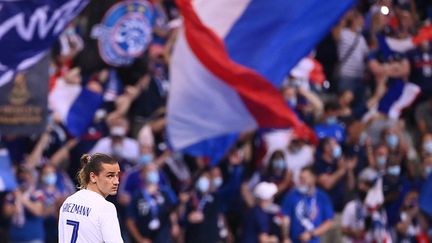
{"left": 66, "top": 220, "right": 80, "bottom": 243}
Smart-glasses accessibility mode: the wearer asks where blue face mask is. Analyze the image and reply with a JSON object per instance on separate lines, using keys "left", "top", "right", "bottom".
{"left": 387, "top": 165, "right": 401, "bottom": 176}
{"left": 425, "top": 166, "right": 432, "bottom": 177}
{"left": 287, "top": 98, "right": 297, "bottom": 108}
{"left": 423, "top": 142, "right": 432, "bottom": 154}
{"left": 297, "top": 185, "right": 309, "bottom": 195}
{"left": 326, "top": 116, "right": 338, "bottom": 125}
{"left": 386, "top": 134, "right": 399, "bottom": 149}
{"left": 333, "top": 145, "right": 342, "bottom": 159}
{"left": 139, "top": 154, "right": 153, "bottom": 165}
{"left": 273, "top": 159, "right": 286, "bottom": 170}
{"left": 212, "top": 177, "right": 223, "bottom": 189}
{"left": 42, "top": 173, "right": 57, "bottom": 186}
{"left": 146, "top": 171, "right": 159, "bottom": 184}
{"left": 196, "top": 177, "right": 210, "bottom": 193}
{"left": 376, "top": 156, "right": 387, "bottom": 167}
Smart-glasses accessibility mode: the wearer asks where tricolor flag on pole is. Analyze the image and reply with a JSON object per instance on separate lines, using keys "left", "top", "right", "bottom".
{"left": 167, "top": 0, "right": 354, "bottom": 157}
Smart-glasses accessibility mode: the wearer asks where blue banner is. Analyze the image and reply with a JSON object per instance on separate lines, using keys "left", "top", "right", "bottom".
{"left": 0, "top": 0, "right": 89, "bottom": 86}
{"left": 91, "top": 0, "right": 154, "bottom": 66}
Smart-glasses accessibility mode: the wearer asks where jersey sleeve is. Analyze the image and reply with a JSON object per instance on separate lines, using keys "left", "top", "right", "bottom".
{"left": 100, "top": 202, "right": 124, "bottom": 243}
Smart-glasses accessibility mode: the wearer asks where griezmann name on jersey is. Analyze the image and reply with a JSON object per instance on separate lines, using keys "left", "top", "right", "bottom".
{"left": 58, "top": 189, "right": 123, "bottom": 243}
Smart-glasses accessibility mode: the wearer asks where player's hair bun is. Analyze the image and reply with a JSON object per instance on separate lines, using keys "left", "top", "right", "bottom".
{"left": 80, "top": 154, "right": 92, "bottom": 166}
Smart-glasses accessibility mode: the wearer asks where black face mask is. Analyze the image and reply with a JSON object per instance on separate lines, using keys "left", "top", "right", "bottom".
{"left": 359, "top": 190, "right": 367, "bottom": 201}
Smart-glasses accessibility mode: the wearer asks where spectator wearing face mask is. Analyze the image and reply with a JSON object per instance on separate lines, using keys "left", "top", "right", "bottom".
{"left": 118, "top": 124, "right": 159, "bottom": 207}
{"left": 242, "top": 182, "right": 289, "bottom": 243}
{"left": 118, "top": 146, "right": 169, "bottom": 208}
{"left": 314, "top": 137, "right": 357, "bottom": 213}
{"left": 242, "top": 150, "right": 292, "bottom": 208}
{"left": 381, "top": 127, "right": 408, "bottom": 170}
{"left": 261, "top": 151, "right": 292, "bottom": 203}
{"left": 369, "top": 144, "right": 390, "bottom": 172}
{"left": 281, "top": 167, "right": 334, "bottom": 243}
{"left": 314, "top": 101, "right": 346, "bottom": 143}
{"left": 90, "top": 117, "right": 140, "bottom": 167}
{"left": 126, "top": 163, "right": 178, "bottom": 243}
{"left": 210, "top": 166, "right": 224, "bottom": 193}
{"left": 182, "top": 171, "right": 223, "bottom": 243}
{"left": 314, "top": 137, "right": 357, "bottom": 243}
{"left": 383, "top": 159, "right": 404, "bottom": 227}
{"left": 39, "top": 164, "right": 67, "bottom": 243}
{"left": 118, "top": 141, "right": 169, "bottom": 242}
{"left": 8, "top": 166, "right": 46, "bottom": 243}
{"left": 341, "top": 167, "right": 379, "bottom": 243}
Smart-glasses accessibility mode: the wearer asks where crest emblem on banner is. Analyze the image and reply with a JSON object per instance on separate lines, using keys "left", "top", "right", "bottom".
{"left": 92, "top": 1, "right": 154, "bottom": 66}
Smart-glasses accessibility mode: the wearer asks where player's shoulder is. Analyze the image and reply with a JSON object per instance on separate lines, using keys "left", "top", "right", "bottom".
{"left": 105, "top": 200, "right": 117, "bottom": 210}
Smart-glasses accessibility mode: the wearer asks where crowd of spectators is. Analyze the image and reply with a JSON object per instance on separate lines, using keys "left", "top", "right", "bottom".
{"left": 1, "top": 0, "right": 432, "bottom": 242}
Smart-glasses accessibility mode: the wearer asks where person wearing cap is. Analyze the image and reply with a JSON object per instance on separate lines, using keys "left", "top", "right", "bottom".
{"left": 341, "top": 167, "right": 378, "bottom": 243}
{"left": 281, "top": 167, "right": 334, "bottom": 243}
{"left": 241, "top": 181, "right": 289, "bottom": 243}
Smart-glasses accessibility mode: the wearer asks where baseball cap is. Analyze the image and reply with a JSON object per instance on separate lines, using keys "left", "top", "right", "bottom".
{"left": 254, "top": 182, "right": 278, "bottom": 200}
{"left": 359, "top": 167, "right": 379, "bottom": 183}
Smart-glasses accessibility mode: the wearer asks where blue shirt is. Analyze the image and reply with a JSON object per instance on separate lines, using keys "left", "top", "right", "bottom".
{"left": 407, "top": 48, "right": 432, "bottom": 95}
{"left": 127, "top": 186, "right": 177, "bottom": 242}
{"left": 282, "top": 189, "right": 334, "bottom": 243}
{"left": 314, "top": 124, "right": 345, "bottom": 143}
{"left": 313, "top": 158, "right": 345, "bottom": 212}
{"left": 9, "top": 189, "right": 45, "bottom": 241}
{"left": 219, "top": 164, "right": 245, "bottom": 213}
{"left": 241, "top": 206, "right": 272, "bottom": 243}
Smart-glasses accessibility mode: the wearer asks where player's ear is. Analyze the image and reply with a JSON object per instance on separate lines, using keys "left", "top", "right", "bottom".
{"left": 89, "top": 172, "right": 97, "bottom": 183}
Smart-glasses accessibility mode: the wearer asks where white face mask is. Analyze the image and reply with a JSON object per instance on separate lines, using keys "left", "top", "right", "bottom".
{"left": 425, "top": 166, "right": 432, "bottom": 177}
{"left": 110, "top": 126, "right": 126, "bottom": 137}
{"left": 423, "top": 141, "right": 432, "bottom": 154}
{"left": 297, "top": 185, "right": 309, "bottom": 195}
{"left": 212, "top": 177, "right": 223, "bottom": 189}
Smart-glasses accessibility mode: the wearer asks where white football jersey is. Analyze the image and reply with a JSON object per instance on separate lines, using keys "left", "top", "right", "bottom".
{"left": 58, "top": 189, "right": 123, "bottom": 243}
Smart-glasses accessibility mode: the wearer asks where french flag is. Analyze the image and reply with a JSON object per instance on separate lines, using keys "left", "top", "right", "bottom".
{"left": 375, "top": 35, "right": 421, "bottom": 120}
{"left": 377, "top": 80, "right": 420, "bottom": 119}
{"left": 371, "top": 26, "right": 432, "bottom": 119}
{"left": 49, "top": 78, "right": 104, "bottom": 137}
{"left": 167, "top": 0, "right": 354, "bottom": 154}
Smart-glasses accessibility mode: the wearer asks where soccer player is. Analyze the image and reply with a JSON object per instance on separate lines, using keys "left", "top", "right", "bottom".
{"left": 58, "top": 153, "right": 123, "bottom": 243}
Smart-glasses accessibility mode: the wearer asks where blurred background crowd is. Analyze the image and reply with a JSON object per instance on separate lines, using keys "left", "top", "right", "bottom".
{"left": 2, "top": 0, "right": 432, "bottom": 242}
